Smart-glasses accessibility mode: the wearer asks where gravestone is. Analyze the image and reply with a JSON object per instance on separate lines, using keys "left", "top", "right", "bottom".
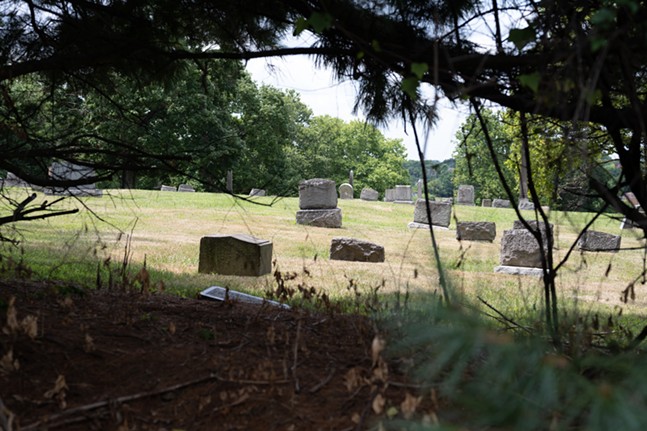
{"left": 408, "top": 199, "right": 452, "bottom": 228}
{"left": 330, "top": 237, "right": 385, "bottom": 263}
{"left": 578, "top": 231, "right": 621, "bottom": 252}
{"left": 160, "top": 185, "right": 176, "bottom": 192}
{"left": 518, "top": 198, "right": 535, "bottom": 210}
{"left": 384, "top": 188, "right": 396, "bottom": 202}
{"left": 46, "top": 161, "right": 103, "bottom": 197}
{"left": 249, "top": 188, "right": 266, "bottom": 197}
{"left": 349, "top": 170, "right": 354, "bottom": 189}
{"left": 198, "top": 234, "right": 272, "bottom": 276}
{"left": 416, "top": 179, "right": 423, "bottom": 200}
{"left": 456, "top": 185, "right": 475, "bottom": 206}
{"left": 492, "top": 199, "right": 511, "bottom": 208}
{"left": 482, "top": 198, "right": 492, "bottom": 207}
{"left": 393, "top": 185, "right": 413, "bottom": 203}
{"left": 360, "top": 187, "right": 379, "bottom": 201}
{"left": 456, "top": 222, "right": 496, "bottom": 242}
{"left": 4, "top": 172, "right": 30, "bottom": 188}
{"left": 296, "top": 178, "right": 342, "bottom": 228}
{"left": 494, "top": 229, "right": 545, "bottom": 276}
{"left": 178, "top": 184, "right": 195, "bottom": 192}
{"left": 512, "top": 220, "right": 554, "bottom": 244}
{"left": 338, "top": 183, "right": 353, "bottom": 199}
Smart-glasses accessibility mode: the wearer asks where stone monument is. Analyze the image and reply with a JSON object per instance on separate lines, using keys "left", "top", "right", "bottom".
{"left": 330, "top": 237, "right": 385, "bottom": 262}
{"left": 296, "top": 178, "right": 342, "bottom": 228}
{"left": 360, "top": 187, "right": 379, "bottom": 201}
{"left": 408, "top": 199, "right": 452, "bottom": 229}
{"left": 456, "top": 185, "right": 475, "bottom": 206}
{"left": 45, "top": 161, "right": 103, "bottom": 197}
{"left": 577, "top": 231, "right": 621, "bottom": 252}
{"left": 338, "top": 183, "right": 353, "bottom": 199}
{"left": 393, "top": 185, "right": 413, "bottom": 203}
{"left": 456, "top": 222, "right": 496, "bottom": 242}
{"left": 494, "top": 228, "right": 547, "bottom": 276}
{"left": 249, "top": 188, "right": 266, "bottom": 197}
{"left": 198, "top": 234, "right": 272, "bottom": 276}
{"left": 178, "top": 184, "right": 195, "bottom": 192}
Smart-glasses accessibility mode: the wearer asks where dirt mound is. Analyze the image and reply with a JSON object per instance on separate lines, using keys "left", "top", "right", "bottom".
{"left": 0, "top": 280, "right": 427, "bottom": 430}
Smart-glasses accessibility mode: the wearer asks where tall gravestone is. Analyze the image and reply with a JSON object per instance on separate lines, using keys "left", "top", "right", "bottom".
{"left": 226, "top": 170, "right": 233, "bottom": 193}
{"left": 456, "top": 185, "right": 475, "bottom": 206}
{"left": 416, "top": 179, "right": 423, "bottom": 200}
{"left": 296, "top": 179, "right": 342, "bottom": 228}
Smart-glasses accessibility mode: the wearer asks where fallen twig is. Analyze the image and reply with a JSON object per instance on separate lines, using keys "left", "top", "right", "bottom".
{"left": 309, "top": 367, "right": 336, "bottom": 394}
{"left": 22, "top": 373, "right": 290, "bottom": 430}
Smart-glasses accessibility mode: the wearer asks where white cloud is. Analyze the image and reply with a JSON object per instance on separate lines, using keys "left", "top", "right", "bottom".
{"left": 245, "top": 56, "right": 465, "bottom": 161}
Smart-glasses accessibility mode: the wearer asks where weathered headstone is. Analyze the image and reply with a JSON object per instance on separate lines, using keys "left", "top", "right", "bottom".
{"left": 198, "top": 234, "right": 272, "bottom": 276}
{"left": 456, "top": 222, "right": 496, "bottom": 242}
{"left": 456, "top": 185, "right": 475, "bottom": 206}
{"left": 360, "top": 187, "right": 379, "bottom": 201}
{"left": 481, "top": 198, "right": 492, "bottom": 207}
{"left": 160, "top": 185, "right": 176, "bottom": 192}
{"left": 4, "top": 172, "right": 30, "bottom": 188}
{"left": 393, "top": 185, "right": 413, "bottom": 203}
{"left": 578, "top": 231, "right": 621, "bottom": 252}
{"left": 384, "top": 188, "right": 396, "bottom": 202}
{"left": 338, "top": 183, "right": 353, "bottom": 199}
{"left": 416, "top": 179, "right": 423, "bottom": 200}
{"left": 178, "top": 184, "right": 195, "bottom": 192}
{"left": 492, "top": 199, "right": 511, "bottom": 208}
{"left": 409, "top": 199, "right": 452, "bottom": 228}
{"left": 330, "top": 237, "right": 385, "bottom": 263}
{"left": 296, "top": 178, "right": 342, "bottom": 228}
{"left": 494, "top": 229, "right": 545, "bottom": 276}
{"left": 518, "top": 198, "right": 535, "bottom": 211}
{"left": 46, "top": 161, "right": 103, "bottom": 197}
{"left": 249, "top": 188, "right": 266, "bottom": 197}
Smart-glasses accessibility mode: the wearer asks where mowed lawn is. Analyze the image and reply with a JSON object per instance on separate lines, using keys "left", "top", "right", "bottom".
{"left": 4, "top": 187, "right": 647, "bottom": 318}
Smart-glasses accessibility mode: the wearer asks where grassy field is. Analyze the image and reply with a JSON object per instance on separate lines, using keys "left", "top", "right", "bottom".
{"left": 3, "top": 187, "right": 647, "bottom": 322}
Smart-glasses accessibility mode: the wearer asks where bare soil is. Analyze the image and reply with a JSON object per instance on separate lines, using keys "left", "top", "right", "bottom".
{"left": 0, "top": 279, "right": 429, "bottom": 431}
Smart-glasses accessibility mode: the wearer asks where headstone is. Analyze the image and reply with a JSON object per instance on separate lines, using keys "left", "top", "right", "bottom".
{"left": 518, "top": 198, "right": 535, "bottom": 210}
{"left": 512, "top": 220, "right": 554, "bottom": 243}
{"left": 226, "top": 170, "right": 233, "bottom": 193}
{"left": 409, "top": 199, "right": 452, "bottom": 228}
{"left": 338, "top": 183, "right": 353, "bottom": 199}
{"left": 178, "top": 184, "right": 195, "bottom": 192}
{"left": 393, "top": 185, "right": 413, "bottom": 203}
{"left": 482, "top": 198, "right": 492, "bottom": 207}
{"left": 349, "top": 170, "right": 354, "bottom": 189}
{"left": 249, "top": 188, "right": 266, "bottom": 197}
{"left": 360, "top": 187, "right": 379, "bottom": 201}
{"left": 299, "top": 178, "right": 337, "bottom": 209}
{"left": 384, "top": 188, "right": 396, "bottom": 202}
{"left": 160, "top": 185, "right": 176, "bottom": 192}
{"left": 492, "top": 199, "right": 511, "bottom": 208}
{"left": 498, "top": 229, "right": 544, "bottom": 268}
{"left": 329, "top": 237, "right": 385, "bottom": 263}
{"left": 198, "top": 234, "right": 272, "bottom": 276}
{"left": 456, "top": 185, "right": 475, "bottom": 206}
{"left": 45, "top": 161, "right": 103, "bottom": 197}
{"left": 417, "top": 179, "right": 423, "bottom": 200}
{"left": 296, "top": 179, "right": 342, "bottom": 228}
{"left": 456, "top": 222, "right": 496, "bottom": 242}
{"left": 577, "top": 231, "right": 621, "bottom": 252}
{"left": 4, "top": 172, "right": 30, "bottom": 188}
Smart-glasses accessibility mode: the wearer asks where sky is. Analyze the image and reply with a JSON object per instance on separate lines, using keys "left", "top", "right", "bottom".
{"left": 245, "top": 55, "right": 467, "bottom": 161}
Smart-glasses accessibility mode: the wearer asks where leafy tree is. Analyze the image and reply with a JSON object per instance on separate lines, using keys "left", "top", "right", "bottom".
{"left": 453, "top": 109, "right": 516, "bottom": 203}
{"left": 289, "top": 116, "right": 409, "bottom": 196}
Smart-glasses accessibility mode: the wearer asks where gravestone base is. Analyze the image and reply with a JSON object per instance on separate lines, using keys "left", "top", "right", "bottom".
{"left": 494, "top": 265, "right": 544, "bottom": 277}
{"left": 407, "top": 222, "right": 449, "bottom": 230}
{"left": 199, "top": 234, "right": 272, "bottom": 276}
{"left": 296, "top": 208, "right": 342, "bottom": 228}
